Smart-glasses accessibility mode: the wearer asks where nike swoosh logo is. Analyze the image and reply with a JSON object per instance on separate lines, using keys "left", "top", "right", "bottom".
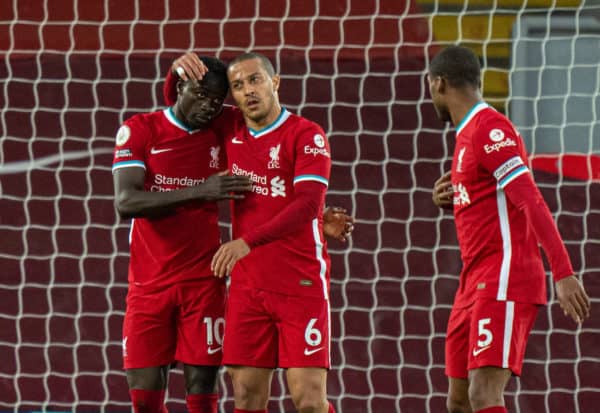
{"left": 207, "top": 346, "right": 222, "bottom": 355}
{"left": 472, "top": 346, "right": 491, "bottom": 357}
{"left": 150, "top": 147, "right": 173, "bottom": 154}
{"left": 232, "top": 137, "right": 243, "bottom": 144}
{"left": 304, "top": 347, "right": 323, "bottom": 356}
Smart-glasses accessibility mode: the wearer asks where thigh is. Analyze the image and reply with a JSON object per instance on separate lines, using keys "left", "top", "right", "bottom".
{"left": 468, "top": 299, "right": 539, "bottom": 375}
{"left": 175, "top": 278, "right": 227, "bottom": 366}
{"left": 222, "top": 286, "right": 278, "bottom": 368}
{"left": 123, "top": 286, "right": 177, "bottom": 369}
{"left": 275, "top": 293, "right": 330, "bottom": 368}
{"left": 445, "top": 304, "right": 471, "bottom": 379}
{"left": 227, "top": 365, "right": 274, "bottom": 410}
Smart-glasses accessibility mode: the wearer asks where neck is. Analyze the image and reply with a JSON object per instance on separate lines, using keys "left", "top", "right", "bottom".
{"left": 247, "top": 102, "right": 282, "bottom": 130}
{"left": 449, "top": 90, "right": 482, "bottom": 128}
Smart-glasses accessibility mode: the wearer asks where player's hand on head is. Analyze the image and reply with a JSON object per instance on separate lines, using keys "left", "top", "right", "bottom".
{"left": 323, "top": 206, "right": 354, "bottom": 242}
{"left": 211, "top": 239, "right": 251, "bottom": 278}
{"left": 432, "top": 171, "right": 453, "bottom": 210}
{"left": 556, "top": 275, "right": 591, "bottom": 324}
{"left": 199, "top": 170, "right": 253, "bottom": 201}
{"left": 171, "top": 52, "right": 208, "bottom": 81}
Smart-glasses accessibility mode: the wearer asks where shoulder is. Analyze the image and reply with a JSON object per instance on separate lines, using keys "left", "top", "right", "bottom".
{"left": 288, "top": 113, "right": 327, "bottom": 138}
{"left": 472, "top": 108, "right": 520, "bottom": 143}
{"left": 476, "top": 108, "right": 516, "bottom": 134}
{"left": 123, "top": 110, "right": 164, "bottom": 130}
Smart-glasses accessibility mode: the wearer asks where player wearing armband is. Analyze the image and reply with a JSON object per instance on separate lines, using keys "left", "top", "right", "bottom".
{"left": 428, "top": 46, "right": 590, "bottom": 413}
{"left": 112, "top": 57, "right": 253, "bottom": 413}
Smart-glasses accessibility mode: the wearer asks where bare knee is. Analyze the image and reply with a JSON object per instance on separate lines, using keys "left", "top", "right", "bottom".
{"left": 468, "top": 367, "right": 510, "bottom": 411}
{"left": 287, "top": 368, "right": 328, "bottom": 413}
{"left": 184, "top": 364, "right": 219, "bottom": 394}
{"left": 227, "top": 366, "right": 272, "bottom": 410}
{"left": 447, "top": 377, "right": 471, "bottom": 413}
{"left": 292, "top": 389, "right": 328, "bottom": 413}
{"left": 126, "top": 366, "right": 169, "bottom": 390}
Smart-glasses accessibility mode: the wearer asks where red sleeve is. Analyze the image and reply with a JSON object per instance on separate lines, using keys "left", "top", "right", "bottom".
{"left": 112, "top": 115, "right": 150, "bottom": 172}
{"left": 163, "top": 68, "right": 178, "bottom": 106}
{"left": 503, "top": 172, "right": 574, "bottom": 282}
{"left": 242, "top": 181, "right": 326, "bottom": 248}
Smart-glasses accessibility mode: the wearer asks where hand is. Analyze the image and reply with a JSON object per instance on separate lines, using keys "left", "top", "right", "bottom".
{"left": 323, "top": 206, "right": 354, "bottom": 242}
{"left": 171, "top": 52, "right": 208, "bottom": 81}
{"left": 211, "top": 239, "right": 251, "bottom": 278}
{"left": 556, "top": 275, "right": 591, "bottom": 324}
{"left": 195, "top": 170, "right": 252, "bottom": 201}
{"left": 432, "top": 171, "right": 453, "bottom": 210}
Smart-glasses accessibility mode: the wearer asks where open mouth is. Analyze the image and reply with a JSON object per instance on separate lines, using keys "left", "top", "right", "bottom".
{"left": 246, "top": 98, "right": 260, "bottom": 110}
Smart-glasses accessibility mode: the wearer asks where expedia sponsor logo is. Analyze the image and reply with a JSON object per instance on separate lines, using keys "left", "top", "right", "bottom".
{"left": 304, "top": 145, "right": 330, "bottom": 157}
{"left": 484, "top": 138, "right": 516, "bottom": 154}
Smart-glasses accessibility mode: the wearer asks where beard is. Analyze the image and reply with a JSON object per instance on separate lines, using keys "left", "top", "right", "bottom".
{"left": 434, "top": 104, "right": 451, "bottom": 123}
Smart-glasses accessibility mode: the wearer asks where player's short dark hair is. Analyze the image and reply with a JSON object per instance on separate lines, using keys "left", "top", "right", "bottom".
{"left": 429, "top": 46, "right": 481, "bottom": 89}
{"left": 198, "top": 56, "right": 229, "bottom": 92}
{"left": 229, "top": 52, "right": 276, "bottom": 77}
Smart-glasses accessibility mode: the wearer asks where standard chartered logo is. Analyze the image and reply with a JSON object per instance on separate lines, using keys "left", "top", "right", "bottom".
{"left": 271, "top": 176, "right": 286, "bottom": 197}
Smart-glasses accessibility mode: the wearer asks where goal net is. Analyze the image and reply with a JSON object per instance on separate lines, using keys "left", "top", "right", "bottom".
{"left": 1, "top": 1, "right": 598, "bottom": 412}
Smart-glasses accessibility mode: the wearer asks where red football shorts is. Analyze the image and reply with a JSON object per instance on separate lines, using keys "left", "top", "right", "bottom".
{"left": 445, "top": 298, "right": 539, "bottom": 378}
{"left": 222, "top": 283, "right": 331, "bottom": 369}
{"left": 122, "top": 278, "right": 226, "bottom": 369}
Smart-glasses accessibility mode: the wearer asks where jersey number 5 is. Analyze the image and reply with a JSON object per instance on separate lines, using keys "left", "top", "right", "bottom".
{"left": 477, "top": 318, "right": 493, "bottom": 348}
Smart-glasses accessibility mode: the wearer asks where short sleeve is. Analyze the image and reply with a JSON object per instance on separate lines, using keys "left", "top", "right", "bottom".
{"left": 474, "top": 114, "right": 529, "bottom": 189}
{"left": 112, "top": 115, "right": 149, "bottom": 172}
{"left": 293, "top": 124, "right": 331, "bottom": 187}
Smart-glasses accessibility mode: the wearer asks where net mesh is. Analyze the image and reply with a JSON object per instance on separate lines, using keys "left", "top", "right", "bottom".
{"left": 1, "top": 1, "right": 598, "bottom": 412}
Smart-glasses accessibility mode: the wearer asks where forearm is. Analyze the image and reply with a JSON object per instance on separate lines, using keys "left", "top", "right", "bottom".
{"left": 115, "top": 186, "right": 203, "bottom": 219}
{"left": 242, "top": 181, "right": 326, "bottom": 247}
{"left": 504, "top": 174, "right": 574, "bottom": 281}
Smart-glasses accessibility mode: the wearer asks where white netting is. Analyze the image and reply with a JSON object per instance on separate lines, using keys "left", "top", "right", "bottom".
{"left": 1, "top": 1, "right": 598, "bottom": 412}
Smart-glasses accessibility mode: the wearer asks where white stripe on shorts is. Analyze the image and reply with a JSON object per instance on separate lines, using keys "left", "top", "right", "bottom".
{"left": 502, "top": 301, "right": 515, "bottom": 368}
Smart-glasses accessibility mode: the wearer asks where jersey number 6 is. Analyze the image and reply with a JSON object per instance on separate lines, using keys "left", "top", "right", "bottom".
{"left": 304, "top": 318, "right": 322, "bottom": 347}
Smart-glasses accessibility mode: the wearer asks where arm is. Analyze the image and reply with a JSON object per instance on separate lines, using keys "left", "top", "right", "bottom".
{"left": 211, "top": 181, "right": 326, "bottom": 277}
{"left": 503, "top": 173, "right": 590, "bottom": 323}
{"left": 113, "top": 167, "right": 252, "bottom": 220}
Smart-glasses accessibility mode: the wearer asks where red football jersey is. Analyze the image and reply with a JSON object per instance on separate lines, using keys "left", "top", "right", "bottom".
{"left": 112, "top": 108, "right": 227, "bottom": 289}
{"left": 224, "top": 108, "right": 332, "bottom": 298}
{"left": 451, "top": 102, "right": 549, "bottom": 307}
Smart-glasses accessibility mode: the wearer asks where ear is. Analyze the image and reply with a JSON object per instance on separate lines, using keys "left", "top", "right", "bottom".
{"left": 437, "top": 76, "right": 447, "bottom": 95}
{"left": 176, "top": 80, "right": 185, "bottom": 95}
{"left": 272, "top": 74, "right": 281, "bottom": 93}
